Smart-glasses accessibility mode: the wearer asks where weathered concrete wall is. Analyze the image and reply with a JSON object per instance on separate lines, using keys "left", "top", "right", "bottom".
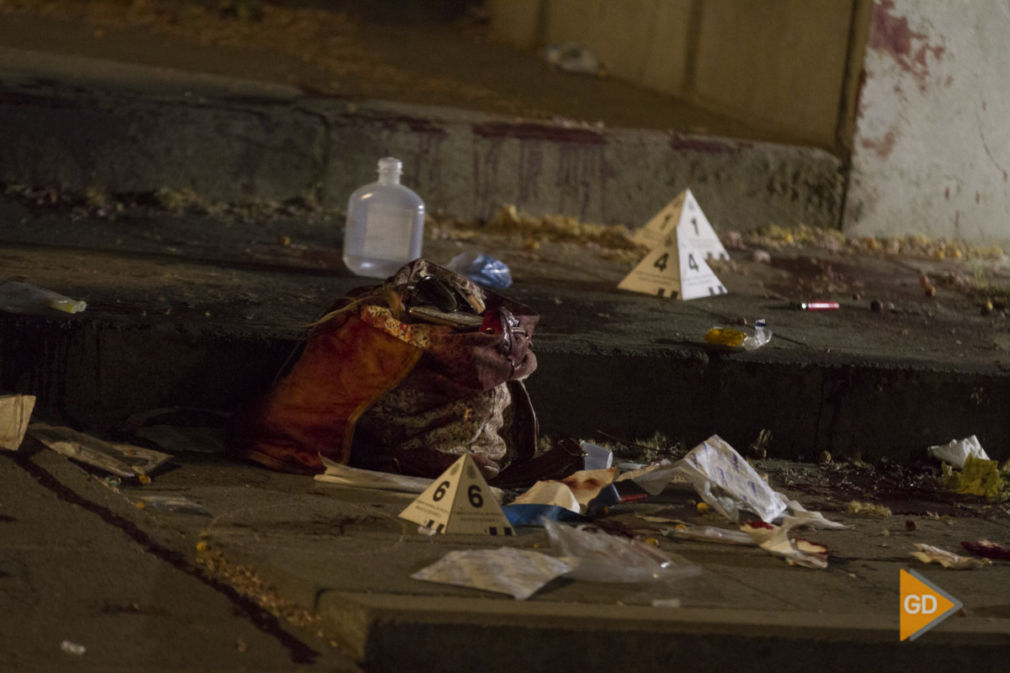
{"left": 488, "top": 0, "right": 857, "bottom": 150}
{"left": 0, "top": 49, "right": 845, "bottom": 231}
{"left": 844, "top": 0, "right": 1010, "bottom": 243}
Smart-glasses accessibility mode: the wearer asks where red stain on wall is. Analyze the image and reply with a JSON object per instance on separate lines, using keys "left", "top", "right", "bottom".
{"left": 869, "top": 0, "right": 945, "bottom": 87}
{"left": 861, "top": 129, "right": 897, "bottom": 159}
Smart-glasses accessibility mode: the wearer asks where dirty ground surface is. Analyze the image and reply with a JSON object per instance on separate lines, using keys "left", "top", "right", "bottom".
{"left": 3, "top": 424, "right": 1008, "bottom": 672}
{"left": 2, "top": 188, "right": 1010, "bottom": 463}
{"left": 0, "top": 0, "right": 789, "bottom": 146}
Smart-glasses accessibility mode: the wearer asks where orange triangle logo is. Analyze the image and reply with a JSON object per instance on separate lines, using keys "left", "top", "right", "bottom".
{"left": 899, "top": 568, "right": 962, "bottom": 641}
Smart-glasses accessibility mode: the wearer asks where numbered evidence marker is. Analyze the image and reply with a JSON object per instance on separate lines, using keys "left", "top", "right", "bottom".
{"left": 399, "top": 454, "right": 514, "bottom": 536}
{"left": 619, "top": 232, "right": 727, "bottom": 300}
{"left": 632, "top": 188, "right": 730, "bottom": 262}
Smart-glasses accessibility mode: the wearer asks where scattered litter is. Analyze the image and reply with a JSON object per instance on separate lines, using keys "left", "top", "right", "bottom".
{"left": 928, "top": 435, "right": 990, "bottom": 469}
{"left": 0, "top": 280, "right": 86, "bottom": 315}
{"left": 751, "top": 250, "right": 771, "bottom": 263}
{"left": 544, "top": 519, "right": 700, "bottom": 584}
{"left": 60, "top": 640, "right": 86, "bottom": 656}
{"left": 676, "top": 435, "right": 788, "bottom": 523}
{"left": 411, "top": 547, "right": 573, "bottom": 600}
{"left": 446, "top": 252, "right": 512, "bottom": 289}
{"left": 580, "top": 441, "right": 613, "bottom": 470}
{"left": 560, "top": 468, "right": 617, "bottom": 510}
{"left": 742, "top": 521, "right": 829, "bottom": 569}
{"left": 512, "top": 480, "right": 581, "bottom": 513}
{"left": 135, "top": 495, "right": 210, "bottom": 516}
{"left": 665, "top": 524, "right": 754, "bottom": 546}
{"left": 961, "top": 539, "right": 1010, "bottom": 561}
{"left": 847, "top": 501, "right": 893, "bottom": 518}
{"left": 911, "top": 543, "right": 991, "bottom": 569}
{"left": 316, "top": 456, "right": 444, "bottom": 495}
{"left": 544, "top": 42, "right": 604, "bottom": 76}
{"left": 503, "top": 503, "right": 588, "bottom": 526}
{"left": 704, "top": 319, "right": 771, "bottom": 351}
{"left": 782, "top": 500, "right": 846, "bottom": 530}
{"left": 615, "top": 459, "right": 683, "bottom": 495}
{"left": 941, "top": 456, "right": 1005, "bottom": 500}
{"left": 29, "top": 424, "right": 172, "bottom": 478}
{"left": 651, "top": 598, "right": 682, "bottom": 608}
{"left": 0, "top": 394, "right": 35, "bottom": 451}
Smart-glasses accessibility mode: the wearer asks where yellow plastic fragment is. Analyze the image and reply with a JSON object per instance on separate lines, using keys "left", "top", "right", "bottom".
{"left": 696, "top": 502, "right": 710, "bottom": 514}
{"left": 704, "top": 328, "right": 746, "bottom": 348}
{"left": 196, "top": 541, "right": 209, "bottom": 552}
{"left": 138, "top": 474, "right": 151, "bottom": 485}
{"left": 943, "top": 456, "right": 1006, "bottom": 500}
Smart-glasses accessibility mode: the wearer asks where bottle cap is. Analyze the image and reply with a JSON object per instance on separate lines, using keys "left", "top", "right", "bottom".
{"left": 377, "top": 157, "right": 402, "bottom": 179}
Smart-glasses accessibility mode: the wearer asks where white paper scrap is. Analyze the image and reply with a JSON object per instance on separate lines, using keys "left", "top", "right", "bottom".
{"left": 512, "top": 480, "right": 581, "bottom": 513}
{"left": 676, "top": 435, "right": 788, "bottom": 523}
{"left": 0, "top": 394, "right": 35, "bottom": 451}
{"left": 411, "top": 547, "right": 573, "bottom": 600}
{"left": 910, "top": 543, "right": 990, "bottom": 570}
{"left": 615, "top": 459, "right": 688, "bottom": 496}
{"left": 742, "top": 521, "right": 828, "bottom": 569}
{"left": 927, "top": 435, "right": 989, "bottom": 469}
{"left": 316, "top": 456, "right": 436, "bottom": 494}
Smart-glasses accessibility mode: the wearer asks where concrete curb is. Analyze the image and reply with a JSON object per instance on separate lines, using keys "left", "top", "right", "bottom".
{"left": 0, "top": 47, "right": 845, "bottom": 230}
{"left": 319, "top": 592, "right": 1010, "bottom": 673}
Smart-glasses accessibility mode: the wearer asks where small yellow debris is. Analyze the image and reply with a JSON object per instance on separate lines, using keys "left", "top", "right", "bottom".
{"left": 847, "top": 501, "right": 892, "bottom": 517}
{"left": 644, "top": 537, "right": 659, "bottom": 546}
{"left": 138, "top": 474, "right": 151, "bottom": 485}
{"left": 196, "top": 541, "right": 209, "bottom": 552}
{"left": 135, "top": 501, "right": 145, "bottom": 510}
{"left": 696, "top": 502, "right": 710, "bottom": 514}
{"left": 277, "top": 234, "right": 291, "bottom": 246}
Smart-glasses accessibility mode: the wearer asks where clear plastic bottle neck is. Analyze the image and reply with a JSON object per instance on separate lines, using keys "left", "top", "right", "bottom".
{"left": 376, "top": 157, "right": 402, "bottom": 185}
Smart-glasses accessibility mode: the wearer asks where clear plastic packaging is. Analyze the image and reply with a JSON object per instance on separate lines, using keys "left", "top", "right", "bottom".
{"left": 446, "top": 252, "right": 513, "bottom": 289}
{"left": 0, "top": 280, "right": 86, "bottom": 315}
{"left": 544, "top": 519, "right": 700, "bottom": 584}
{"left": 343, "top": 157, "right": 425, "bottom": 278}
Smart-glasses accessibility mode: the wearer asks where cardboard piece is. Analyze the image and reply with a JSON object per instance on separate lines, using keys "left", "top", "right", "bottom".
{"left": 618, "top": 235, "right": 726, "bottom": 300}
{"left": 632, "top": 188, "right": 730, "bottom": 262}
{"left": 399, "top": 454, "right": 514, "bottom": 536}
{"left": 0, "top": 394, "right": 35, "bottom": 451}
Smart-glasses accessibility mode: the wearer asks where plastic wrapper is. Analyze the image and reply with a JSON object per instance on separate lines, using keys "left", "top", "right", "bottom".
{"left": 544, "top": 519, "right": 700, "bottom": 584}
{"left": 961, "top": 539, "right": 1010, "bottom": 561}
{"left": 911, "top": 543, "right": 990, "bottom": 569}
{"left": 512, "top": 480, "right": 581, "bottom": 512}
{"left": 0, "top": 279, "right": 86, "bottom": 315}
{"left": 446, "top": 252, "right": 513, "bottom": 289}
{"left": 704, "top": 319, "right": 771, "bottom": 351}
{"left": 410, "top": 547, "right": 573, "bottom": 600}
{"left": 742, "top": 521, "right": 829, "bottom": 569}
{"left": 615, "top": 459, "right": 685, "bottom": 496}
{"left": 29, "top": 423, "right": 171, "bottom": 478}
{"left": 941, "top": 456, "right": 1005, "bottom": 499}
{"left": 928, "top": 435, "right": 989, "bottom": 468}
{"left": 676, "top": 435, "right": 788, "bottom": 523}
{"left": 580, "top": 441, "right": 613, "bottom": 470}
{"left": 665, "top": 524, "right": 754, "bottom": 546}
{"left": 136, "top": 495, "right": 211, "bottom": 516}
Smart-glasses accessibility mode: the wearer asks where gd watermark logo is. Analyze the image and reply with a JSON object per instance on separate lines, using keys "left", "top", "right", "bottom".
{"left": 900, "top": 568, "right": 962, "bottom": 641}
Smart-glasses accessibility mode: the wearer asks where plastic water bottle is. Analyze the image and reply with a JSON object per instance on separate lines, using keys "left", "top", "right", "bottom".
{"left": 343, "top": 157, "right": 425, "bottom": 278}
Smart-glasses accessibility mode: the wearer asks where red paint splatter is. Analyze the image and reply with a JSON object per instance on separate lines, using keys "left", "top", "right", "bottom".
{"left": 861, "top": 129, "right": 897, "bottom": 159}
{"left": 869, "top": 0, "right": 945, "bottom": 87}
